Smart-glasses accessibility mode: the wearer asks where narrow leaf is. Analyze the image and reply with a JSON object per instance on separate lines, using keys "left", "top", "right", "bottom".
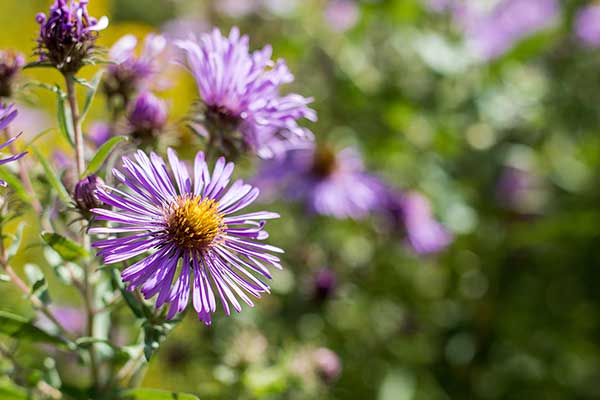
{"left": 30, "top": 145, "right": 72, "bottom": 205}
{"left": 0, "top": 380, "right": 29, "bottom": 400}
{"left": 56, "top": 90, "right": 75, "bottom": 147}
{"left": 6, "top": 222, "right": 26, "bottom": 260}
{"left": 83, "top": 136, "right": 127, "bottom": 177}
{"left": 0, "top": 310, "right": 65, "bottom": 345}
{"left": 41, "top": 232, "right": 88, "bottom": 262}
{"left": 122, "top": 388, "right": 200, "bottom": 400}
{"left": 24, "top": 264, "right": 51, "bottom": 305}
{"left": 0, "top": 169, "right": 29, "bottom": 203}
{"left": 80, "top": 71, "right": 104, "bottom": 121}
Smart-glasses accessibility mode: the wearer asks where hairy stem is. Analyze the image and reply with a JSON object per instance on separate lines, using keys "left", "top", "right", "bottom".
{"left": 64, "top": 75, "right": 85, "bottom": 178}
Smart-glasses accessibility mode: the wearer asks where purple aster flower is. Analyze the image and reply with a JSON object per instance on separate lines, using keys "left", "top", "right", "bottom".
{"left": 575, "top": 4, "right": 600, "bottom": 48}
{"left": 462, "top": 0, "right": 559, "bottom": 60}
{"left": 391, "top": 191, "right": 452, "bottom": 255}
{"left": 325, "top": 0, "right": 360, "bottom": 33}
{"left": 90, "top": 148, "right": 283, "bottom": 325}
{"left": 0, "top": 50, "right": 25, "bottom": 98}
{"left": 35, "top": 0, "right": 108, "bottom": 74}
{"left": 176, "top": 27, "right": 316, "bottom": 159}
{"left": 255, "top": 145, "right": 383, "bottom": 219}
{"left": 103, "top": 34, "right": 168, "bottom": 110}
{"left": 0, "top": 104, "right": 27, "bottom": 187}
{"left": 126, "top": 91, "right": 168, "bottom": 140}
{"left": 313, "top": 268, "right": 336, "bottom": 301}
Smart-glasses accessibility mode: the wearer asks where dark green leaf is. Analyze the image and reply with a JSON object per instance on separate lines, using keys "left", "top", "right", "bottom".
{"left": 122, "top": 388, "right": 199, "bottom": 400}
{"left": 83, "top": 136, "right": 127, "bottom": 177}
{"left": 111, "top": 269, "right": 147, "bottom": 320}
{"left": 0, "top": 310, "right": 65, "bottom": 345}
{"left": 79, "top": 71, "right": 104, "bottom": 121}
{"left": 24, "top": 264, "right": 50, "bottom": 305}
{"left": 30, "top": 145, "right": 72, "bottom": 205}
{"left": 41, "top": 232, "right": 88, "bottom": 262}
{"left": 143, "top": 320, "right": 177, "bottom": 361}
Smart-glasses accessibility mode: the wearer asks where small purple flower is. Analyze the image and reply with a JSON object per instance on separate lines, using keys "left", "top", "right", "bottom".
{"left": 0, "top": 50, "right": 25, "bottom": 98}
{"left": 325, "top": 0, "right": 360, "bottom": 33}
{"left": 103, "top": 34, "right": 168, "bottom": 109}
{"left": 90, "top": 148, "right": 283, "bottom": 325}
{"left": 394, "top": 191, "right": 452, "bottom": 255}
{"left": 575, "top": 4, "right": 600, "bottom": 48}
{"left": 35, "top": 0, "right": 108, "bottom": 74}
{"left": 74, "top": 174, "right": 104, "bottom": 215}
{"left": 127, "top": 91, "right": 168, "bottom": 140}
{"left": 256, "top": 145, "right": 383, "bottom": 219}
{"left": 176, "top": 27, "right": 316, "bottom": 159}
{"left": 0, "top": 105, "right": 27, "bottom": 187}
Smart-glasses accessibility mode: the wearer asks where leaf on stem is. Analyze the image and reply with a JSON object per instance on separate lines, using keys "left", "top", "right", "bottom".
{"left": 30, "top": 145, "right": 72, "bottom": 205}
{"left": 83, "top": 136, "right": 127, "bottom": 177}
{"left": 41, "top": 232, "right": 88, "bottom": 262}
{"left": 0, "top": 310, "right": 65, "bottom": 345}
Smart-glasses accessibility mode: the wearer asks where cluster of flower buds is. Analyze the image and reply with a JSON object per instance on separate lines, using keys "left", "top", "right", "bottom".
{"left": 35, "top": 0, "right": 108, "bottom": 75}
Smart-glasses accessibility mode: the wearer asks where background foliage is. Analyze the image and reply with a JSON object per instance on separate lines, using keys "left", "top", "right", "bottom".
{"left": 2, "top": 0, "right": 600, "bottom": 399}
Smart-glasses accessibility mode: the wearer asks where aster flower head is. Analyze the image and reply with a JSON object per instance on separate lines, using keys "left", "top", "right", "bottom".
{"left": 0, "top": 104, "right": 27, "bottom": 187}
{"left": 0, "top": 50, "right": 25, "bottom": 98}
{"left": 575, "top": 4, "right": 600, "bottom": 48}
{"left": 256, "top": 145, "right": 383, "bottom": 219}
{"left": 126, "top": 91, "right": 168, "bottom": 141}
{"left": 90, "top": 148, "right": 283, "bottom": 325}
{"left": 74, "top": 174, "right": 104, "bottom": 216}
{"left": 35, "top": 0, "right": 109, "bottom": 74}
{"left": 176, "top": 27, "right": 317, "bottom": 159}
{"left": 103, "top": 34, "right": 167, "bottom": 110}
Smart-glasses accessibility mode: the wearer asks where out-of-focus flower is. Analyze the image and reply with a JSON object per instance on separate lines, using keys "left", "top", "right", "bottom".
{"left": 574, "top": 4, "right": 600, "bottom": 48}
{"left": 38, "top": 306, "right": 86, "bottom": 334}
{"left": 176, "top": 27, "right": 316, "bottom": 159}
{"left": 12, "top": 106, "right": 52, "bottom": 139}
{"left": 313, "top": 268, "right": 337, "bottom": 301}
{"left": 35, "top": 0, "right": 108, "bottom": 74}
{"left": 103, "top": 34, "right": 167, "bottom": 110}
{"left": 325, "top": 0, "right": 360, "bottom": 32}
{"left": 428, "top": 0, "right": 559, "bottom": 61}
{"left": 90, "top": 149, "right": 282, "bottom": 325}
{"left": 313, "top": 347, "right": 342, "bottom": 383}
{"left": 162, "top": 17, "right": 208, "bottom": 41}
{"left": 496, "top": 166, "right": 546, "bottom": 215}
{"left": 228, "top": 329, "right": 268, "bottom": 365}
{"left": 87, "top": 121, "right": 112, "bottom": 148}
{"left": 0, "top": 104, "right": 27, "bottom": 187}
{"left": 126, "top": 91, "right": 168, "bottom": 141}
{"left": 216, "top": 0, "right": 261, "bottom": 18}
{"left": 74, "top": 174, "right": 104, "bottom": 216}
{"left": 390, "top": 191, "right": 453, "bottom": 255}
{"left": 0, "top": 50, "right": 25, "bottom": 98}
{"left": 256, "top": 145, "right": 383, "bottom": 219}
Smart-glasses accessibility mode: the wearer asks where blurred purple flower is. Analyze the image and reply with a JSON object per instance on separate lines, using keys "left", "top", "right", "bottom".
{"left": 313, "top": 268, "right": 337, "bottom": 301}
{"left": 176, "top": 27, "right": 316, "bottom": 159}
{"left": 88, "top": 121, "right": 112, "bottom": 148}
{"left": 216, "top": 0, "right": 261, "bottom": 18}
{"left": 0, "top": 50, "right": 25, "bottom": 98}
{"left": 104, "top": 34, "right": 168, "bottom": 107}
{"left": 0, "top": 104, "right": 27, "bottom": 187}
{"left": 127, "top": 91, "right": 168, "bottom": 138}
{"left": 38, "top": 306, "right": 86, "bottom": 334}
{"left": 575, "top": 4, "right": 600, "bottom": 48}
{"left": 35, "top": 0, "right": 108, "bottom": 74}
{"left": 313, "top": 347, "right": 342, "bottom": 383}
{"left": 255, "top": 145, "right": 383, "bottom": 219}
{"left": 162, "top": 17, "right": 208, "bottom": 41}
{"left": 495, "top": 165, "right": 545, "bottom": 214}
{"left": 12, "top": 106, "right": 51, "bottom": 139}
{"left": 90, "top": 148, "right": 282, "bottom": 324}
{"left": 325, "top": 0, "right": 360, "bottom": 32}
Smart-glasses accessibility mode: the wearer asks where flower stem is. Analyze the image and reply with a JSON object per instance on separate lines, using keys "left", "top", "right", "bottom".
{"left": 64, "top": 73, "right": 99, "bottom": 387}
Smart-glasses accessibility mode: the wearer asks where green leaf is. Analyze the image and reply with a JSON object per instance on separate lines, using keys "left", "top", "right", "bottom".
{"left": 0, "top": 310, "right": 65, "bottom": 346}
{"left": 83, "top": 136, "right": 127, "bottom": 177}
{"left": 24, "top": 264, "right": 51, "bottom": 305}
{"left": 0, "top": 380, "right": 30, "bottom": 400}
{"left": 0, "top": 169, "right": 29, "bottom": 204}
{"left": 111, "top": 269, "right": 147, "bottom": 320}
{"left": 143, "top": 320, "right": 178, "bottom": 361}
{"left": 80, "top": 71, "right": 104, "bottom": 121}
{"left": 30, "top": 145, "right": 72, "bottom": 205}
{"left": 6, "top": 222, "right": 26, "bottom": 261}
{"left": 56, "top": 89, "right": 75, "bottom": 147}
{"left": 41, "top": 232, "right": 88, "bottom": 262}
{"left": 122, "top": 388, "right": 199, "bottom": 400}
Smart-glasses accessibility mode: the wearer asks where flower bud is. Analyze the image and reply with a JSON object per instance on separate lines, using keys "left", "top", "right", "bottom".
{"left": 35, "top": 0, "right": 108, "bottom": 75}
{"left": 0, "top": 50, "right": 25, "bottom": 98}
{"left": 74, "top": 175, "right": 104, "bottom": 215}
{"left": 127, "top": 92, "right": 168, "bottom": 140}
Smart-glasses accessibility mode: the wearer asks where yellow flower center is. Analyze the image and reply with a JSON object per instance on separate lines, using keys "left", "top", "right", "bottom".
{"left": 165, "top": 195, "right": 225, "bottom": 250}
